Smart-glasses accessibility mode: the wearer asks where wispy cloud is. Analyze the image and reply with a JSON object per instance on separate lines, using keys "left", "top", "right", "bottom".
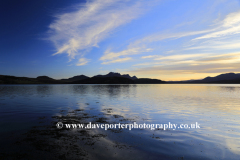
{"left": 99, "top": 5, "right": 240, "bottom": 66}
{"left": 101, "top": 57, "right": 132, "bottom": 64}
{"left": 76, "top": 58, "right": 90, "bottom": 66}
{"left": 195, "top": 52, "right": 240, "bottom": 64}
{"left": 133, "top": 62, "right": 159, "bottom": 66}
{"left": 194, "top": 11, "right": 240, "bottom": 40}
{"left": 100, "top": 47, "right": 153, "bottom": 62}
{"left": 126, "top": 9, "right": 240, "bottom": 61}
{"left": 132, "top": 62, "right": 240, "bottom": 74}
{"left": 184, "top": 11, "right": 240, "bottom": 54}
{"left": 186, "top": 39, "right": 240, "bottom": 51}
{"left": 141, "top": 55, "right": 159, "bottom": 59}
{"left": 132, "top": 29, "right": 215, "bottom": 46}
{"left": 48, "top": 0, "right": 156, "bottom": 63}
{"left": 153, "top": 53, "right": 208, "bottom": 61}
{"left": 100, "top": 29, "right": 213, "bottom": 64}
{"left": 131, "top": 52, "right": 240, "bottom": 79}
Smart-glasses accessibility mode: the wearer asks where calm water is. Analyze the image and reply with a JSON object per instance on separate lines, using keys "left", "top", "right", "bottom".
{"left": 0, "top": 84, "right": 240, "bottom": 159}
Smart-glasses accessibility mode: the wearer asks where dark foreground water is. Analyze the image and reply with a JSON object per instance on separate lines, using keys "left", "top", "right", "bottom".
{"left": 0, "top": 84, "right": 240, "bottom": 159}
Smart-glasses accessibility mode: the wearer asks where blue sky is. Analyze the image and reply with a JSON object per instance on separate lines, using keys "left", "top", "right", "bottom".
{"left": 1, "top": 0, "right": 240, "bottom": 80}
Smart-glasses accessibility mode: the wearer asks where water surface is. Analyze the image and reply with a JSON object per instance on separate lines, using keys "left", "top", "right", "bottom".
{"left": 0, "top": 84, "right": 240, "bottom": 159}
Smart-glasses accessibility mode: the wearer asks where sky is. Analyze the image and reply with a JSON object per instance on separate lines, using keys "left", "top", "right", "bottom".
{"left": 1, "top": 0, "right": 240, "bottom": 81}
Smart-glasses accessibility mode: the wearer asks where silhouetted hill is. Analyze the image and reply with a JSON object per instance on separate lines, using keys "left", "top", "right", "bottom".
{"left": 36, "top": 76, "right": 60, "bottom": 84}
{"left": 201, "top": 73, "right": 240, "bottom": 82}
{"left": 206, "top": 79, "right": 240, "bottom": 84}
{"left": 60, "top": 75, "right": 89, "bottom": 82}
{"left": 0, "top": 75, "right": 60, "bottom": 84}
{"left": 94, "top": 72, "right": 138, "bottom": 80}
{"left": 0, "top": 75, "right": 46, "bottom": 84}
{"left": 122, "top": 74, "right": 138, "bottom": 80}
{"left": 134, "top": 78, "right": 166, "bottom": 84}
{"left": 71, "top": 77, "right": 135, "bottom": 84}
{"left": 168, "top": 72, "right": 240, "bottom": 84}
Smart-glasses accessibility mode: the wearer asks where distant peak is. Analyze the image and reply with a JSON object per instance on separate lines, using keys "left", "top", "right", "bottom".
{"left": 36, "top": 76, "right": 54, "bottom": 80}
{"left": 107, "top": 72, "right": 120, "bottom": 75}
{"left": 94, "top": 72, "right": 137, "bottom": 80}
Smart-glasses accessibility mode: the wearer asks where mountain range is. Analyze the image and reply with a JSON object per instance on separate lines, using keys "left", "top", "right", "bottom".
{"left": 170, "top": 72, "right": 240, "bottom": 84}
{"left": 1, "top": 72, "right": 240, "bottom": 84}
{"left": 93, "top": 72, "right": 137, "bottom": 80}
{"left": 0, "top": 72, "right": 164, "bottom": 84}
